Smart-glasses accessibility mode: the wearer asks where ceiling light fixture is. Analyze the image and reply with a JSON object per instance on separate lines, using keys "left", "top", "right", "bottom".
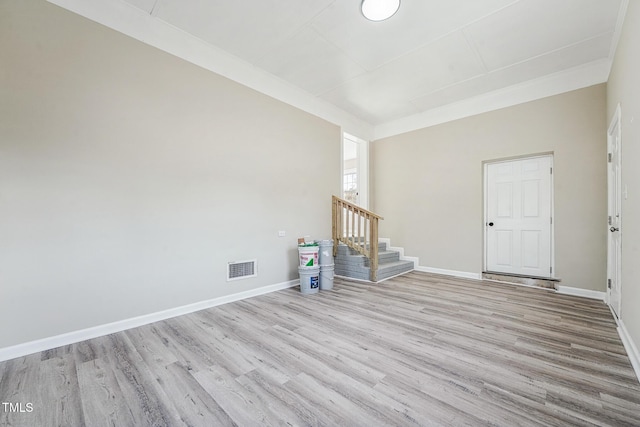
{"left": 361, "top": 0, "right": 400, "bottom": 22}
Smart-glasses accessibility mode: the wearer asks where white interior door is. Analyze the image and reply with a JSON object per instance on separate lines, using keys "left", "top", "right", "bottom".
{"left": 608, "top": 106, "right": 622, "bottom": 318}
{"left": 343, "top": 133, "right": 368, "bottom": 209}
{"left": 485, "top": 156, "right": 553, "bottom": 278}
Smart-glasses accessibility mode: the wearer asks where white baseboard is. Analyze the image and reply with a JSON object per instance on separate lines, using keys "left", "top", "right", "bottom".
{"left": 0, "top": 279, "right": 298, "bottom": 363}
{"left": 555, "top": 286, "right": 606, "bottom": 301}
{"left": 335, "top": 270, "right": 417, "bottom": 284}
{"left": 415, "top": 266, "right": 483, "bottom": 280}
{"left": 617, "top": 319, "right": 640, "bottom": 384}
{"left": 379, "top": 237, "right": 481, "bottom": 281}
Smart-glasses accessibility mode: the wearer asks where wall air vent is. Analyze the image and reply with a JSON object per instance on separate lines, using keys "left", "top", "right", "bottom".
{"left": 227, "top": 259, "right": 257, "bottom": 281}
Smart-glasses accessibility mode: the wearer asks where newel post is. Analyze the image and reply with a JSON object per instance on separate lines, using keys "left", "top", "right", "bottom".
{"left": 332, "top": 196, "right": 338, "bottom": 257}
{"left": 370, "top": 217, "right": 379, "bottom": 282}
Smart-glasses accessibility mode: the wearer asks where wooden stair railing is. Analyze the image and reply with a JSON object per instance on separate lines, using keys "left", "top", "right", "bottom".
{"left": 332, "top": 195, "right": 384, "bottom": 282}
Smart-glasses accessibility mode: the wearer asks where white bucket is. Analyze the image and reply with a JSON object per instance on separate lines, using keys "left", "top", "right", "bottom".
{"left": 298, "top": 245, "right": 319, "bottom": 267}
{"left": 299, "top": 266, "right": 320, "bottom": 294}
{"left": 317, "top": 239, "right": 334, "bottom": 266}
{"left": 320, "top": 264, "right": 335, "bottom": 291}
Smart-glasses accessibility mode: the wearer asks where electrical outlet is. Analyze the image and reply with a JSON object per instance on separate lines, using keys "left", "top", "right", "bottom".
{"left": 278, "top": 230, "right": 286, "bottom": 237}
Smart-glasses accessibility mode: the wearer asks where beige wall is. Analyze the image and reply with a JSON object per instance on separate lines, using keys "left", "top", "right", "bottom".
{"left": 607, "top": 1, "right": 640, "bottom": 362}
{"left": 0, "top": 1, "right": 340, "bottom": 348}
{"left": 372, "top": 85, "right": 607, "bottom": 291}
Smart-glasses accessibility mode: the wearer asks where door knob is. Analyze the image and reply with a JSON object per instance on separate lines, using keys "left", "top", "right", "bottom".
{"left": 610, "top": 226, "right": 619, "bottom": 232}
{"left": 488, "top": 222, "right": 494, "bottom": 227}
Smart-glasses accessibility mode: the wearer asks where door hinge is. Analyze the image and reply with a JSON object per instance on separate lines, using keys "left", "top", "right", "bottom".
{"left": 608, "top": 278, "right": 612, "bottom": 289}
{"left": 550, "top": 217, "right": 553, "bottom": 225}
{"left": 608, "top": 153, "right": 612, "bottom": 163}
{"left": 608, "top": 215, "right": 612, "bottom": 225}
{"left": 550, "top": 267, "right": 553, "bottom": 274}
{"left": 550, "top": 167, "right": 553, "bottom": 174}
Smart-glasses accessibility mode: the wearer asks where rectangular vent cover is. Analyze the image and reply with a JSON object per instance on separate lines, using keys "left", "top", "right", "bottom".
{"left": 227, "top": 259, "right": 257, "bottom": 281}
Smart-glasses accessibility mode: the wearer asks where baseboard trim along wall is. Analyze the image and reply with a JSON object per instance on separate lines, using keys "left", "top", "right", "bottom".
{"left": 0, "top": 279, "right": 299, "bottom": 363}
{"left": 415, "top": 266, "right": 483, "bottom": 281}
{"left": 378, "top": 239, "right": 609, "bottom": 300}
{"left": 378, "top": 238, "right": 481, "bottom": 281}
{"left": 555, "top": 285, "right": 607, "bottom": 301}
{"left": 617, "top": 319, "right": 640, "bottom": 384}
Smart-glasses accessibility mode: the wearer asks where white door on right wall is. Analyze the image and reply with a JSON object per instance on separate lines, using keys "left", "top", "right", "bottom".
{"left": 608, "top": 106, "right": 622, "bottom": 318}
{"left": 485, "top": 156, "right": 553, "bottom": 278}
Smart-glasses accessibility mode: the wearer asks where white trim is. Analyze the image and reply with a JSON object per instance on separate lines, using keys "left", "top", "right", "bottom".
{"left": 334, "top": 270, "right": 414, "bottom": 284}
{"left": 334, "top": 274, "right": 371, "bottom": 283}
{"left": 343, "top": 133, "right": 370, "bottom": 210}
{"left": 379, "top": 237, "right": 481, "bottom": 280}
{"left": 607, "top": 0, "right": 630, "bottom": 78}
{"left": 616, "top": 319, "right": 640, "bottom": 383}
{"left": 376, "top": 270, "right": 416, "bottom": 283}
{"left": 46, "top": 0, "right": 374, "bottom": 141}
{"left": 483, "top": 167, "right": 488, "bottom": 274}
{"left": 373, "top": 60, "right": 610, "bottom": 140}
{"left": 607, "top": 103, "right": 622, "bottom": 317}
{"left": 483, "top": 154, "right": 555, "bottom": 279}
{"left": 47, "top": 0, "right": 612, "bottom": 142}
{"left": 378, "top": 237, "right": 419, "bottom": 269}
{"left": 556, "top": 286, "right": 606, "bottom": 301}
{"left": 415, "top": 266, "right": 482, "bottom": 280}
{"left": 0, "top": 279, "right": 298, "bottom": 363}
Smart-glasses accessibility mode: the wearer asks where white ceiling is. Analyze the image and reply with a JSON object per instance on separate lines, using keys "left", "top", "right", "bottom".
{"left": 51, "top": 0, "right": 625, "bottom": 138}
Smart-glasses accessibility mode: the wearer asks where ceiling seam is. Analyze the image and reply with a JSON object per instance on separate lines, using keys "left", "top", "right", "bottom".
{"left": 312, "top": 1, "right": 524, "bottom": 102}
{"left": 487, "top": 30, "right": 616, "bottom": 74}
{"left": 314, "top": 0, "right": 524, "bottom": 78}
{"left": 149, "top": 0, "right": 159, "bottom": 16}
{"left": 407, "top": 57, "right": 611, "bottom": 109}
{"left": 249, "top": 1, "right": 342, "bottom": 72}
{"left": 461, "top": 28, "right": 489, "bottom": 74}
{"left": 406, "top": 30, "right": 617, "bottom": 106}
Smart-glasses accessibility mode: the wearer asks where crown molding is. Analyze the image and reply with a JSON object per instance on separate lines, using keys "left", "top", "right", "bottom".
{"left": 373, "top": 59, "right": 611, "bottom": 140}
{"left": 46, "top": 0, "right": 614, "bottom": 142}
{"left": 46, "top": 0, "right": 374, "bottom": 140}
{"left": 607, "top": 0, "right": 630, "bottom": 79}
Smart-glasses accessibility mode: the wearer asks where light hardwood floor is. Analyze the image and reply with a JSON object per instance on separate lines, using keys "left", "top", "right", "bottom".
{"left": 1, "top": 271, "right": 639, "bottom": 426}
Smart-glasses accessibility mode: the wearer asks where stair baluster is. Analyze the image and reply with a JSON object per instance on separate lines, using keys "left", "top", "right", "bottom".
{"left": 332, "top": 195, "right": 383, "bottom": 282}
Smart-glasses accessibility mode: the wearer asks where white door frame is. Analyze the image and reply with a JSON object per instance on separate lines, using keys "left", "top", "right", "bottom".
{"left": 607, "top": 104, "right": 622, "bottom": 316}
{"left": 342, "top": 132, "right": 369, "bottom": 209}
{"left": 483, "top": 153, "right": 555, "bottom": 277}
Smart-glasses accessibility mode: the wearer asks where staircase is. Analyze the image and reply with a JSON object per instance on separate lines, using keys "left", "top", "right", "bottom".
{"left": 331, "top": 195, "right": 414, "bottom": 282}
{"left": 334, "top": 241, "right": 414, "bottom": 282}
